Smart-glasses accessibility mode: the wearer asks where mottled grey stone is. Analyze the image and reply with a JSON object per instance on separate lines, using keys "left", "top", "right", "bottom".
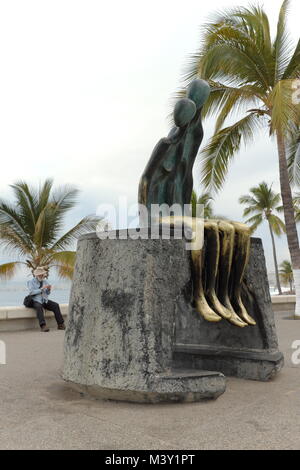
{"left": 174, "top": 238, "right": 284, "bottom": 381}
{"left": 62, "top": 232, "right": 283, "bottom": 404}
{"left": 64, "top": 370, "right": 226, "bottom": 404}
{"left": 62, "top": 229, "right": 226, "bottom": 402}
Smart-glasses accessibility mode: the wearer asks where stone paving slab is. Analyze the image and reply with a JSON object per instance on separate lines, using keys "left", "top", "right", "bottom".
{"left": 0, "top": 316, "right": 299, "bottom": 450}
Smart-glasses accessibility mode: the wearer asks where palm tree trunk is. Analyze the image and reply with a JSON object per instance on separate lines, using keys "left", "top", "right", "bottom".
{"left": 267, "top": 219, "right": 282, "bottom": 295}
{"left": 276, "top": 130, "right": 300, "bottom": 316}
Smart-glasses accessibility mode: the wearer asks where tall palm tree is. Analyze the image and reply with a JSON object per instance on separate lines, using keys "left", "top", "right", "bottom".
{"left": 290, "top": 193, "right": 300, "bottom": 222}
{"left": 277, "top": 191, "right": 300, "bottom": 221}
{"left": 239, "top": 182, "right": 285, "bottom": 295}
{"left": 279, "top": 259, "right": 294, "bottom": 293}
{"left": 179, "top": 0, "right": 300, "bottom": 314}
{"left": 0, "top": 179, "right": 102, "bottom": 280}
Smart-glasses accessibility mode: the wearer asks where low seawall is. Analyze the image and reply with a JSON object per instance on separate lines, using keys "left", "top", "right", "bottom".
{"left": 0, "top": 297, "right": 295, "bottom": 332}
{"left": 271, "top": 295, "right": 295, "bottom": 313}
{"left": 0, "top": 304, "right": 68, "bottom": 331}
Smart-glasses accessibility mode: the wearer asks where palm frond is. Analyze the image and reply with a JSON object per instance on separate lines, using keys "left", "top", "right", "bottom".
{"left": 0, "top": 200, "right": 34, "bottom": 251}
{"left": 49, "top": 185, "right": 80, "bottom": 213}
{"left": 200, "top": 113, "right": 261, "bottom": 192}
{"left": 250, "top": 182, "right": 281, "bottom": 208}
{"left": 269, "top": 79, "right": 300, "bottom": 134}
{"left": 243, "top": 213, "right": 263, "bottom": 233}
{"left": 183, "top": 5, "right": 274, "bottom": 91}
{"left": 191, "top": 190, "right": 197, "bottom": 218}
{"left": 0, "top": 261, "right": 25, "bottom": 280}
{"left": 52, "top": 263, "right": 74, "bottom": 280}
{"left": 214, "top": 86, "right": 259, "bottom": 133}
{"left": 239, "top": 181, "right": 285, "bottom": 235}
{"left": 268, "top": 214, "right": 286, "bottom": 235}
{"left": 47, "top": 251, "right": 76, "bottom": 279}
{"left": 283, "top": 39, "right": 300, "bottom": 79}
{"left": 37, "top": 178, "right": 54, "bottom": 214}
{"left": 50, "top": 215, "right": 103, "bottom": 252}
{"left": 10, "top": 181, "right": 38, "bottom": 233}
{"left": 48, "top": 250, "right": 77, "bottom": 266}
{"left": 280, "top": 259, "right": 293, "bottom": 274}
{"left": 287, "top": 126, "right": 300, "bottom": 186}
{"left": 238, "top": 195, "right": 258, "bottom": 207}
{"left": 273, "top": 0, "right": 294, "bottom": 83}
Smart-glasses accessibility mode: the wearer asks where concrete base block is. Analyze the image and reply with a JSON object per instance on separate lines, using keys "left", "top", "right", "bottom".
{"left": 63, "top": 230, "right": 283, "bottom": 404}
{"left": 174, "top": 346, "right": 284, "bottom": 381}
{"left": 173, "top": 237, "right": 284, "bottom": 381}
{"left": 63, "top": 229, "right": 227, "bottom": 403}
{"left": 64, "top": 369, "right": 226, "bottom": 403}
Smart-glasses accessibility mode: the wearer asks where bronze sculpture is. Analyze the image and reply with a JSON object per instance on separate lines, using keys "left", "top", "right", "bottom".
{"left": 138, "top": 79, "right": 255, "bottom": 327}
{"left": 139, "top": 79, "right": 210, "bottom": 211}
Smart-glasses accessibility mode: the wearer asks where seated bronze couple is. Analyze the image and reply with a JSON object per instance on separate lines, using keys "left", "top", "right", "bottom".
{"left": 138, "top": 79, "right": 255, "bottom": 327}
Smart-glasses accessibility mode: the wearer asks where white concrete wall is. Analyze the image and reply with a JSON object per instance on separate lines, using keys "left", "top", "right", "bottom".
{"left": 271, "top": 295, "right": 295, "bottom": 313}
{"left": 0, "top": 297, "right": 295, "bottom": 331}
{"left": 0, "top": 304, "right": 68, "bottom": 331}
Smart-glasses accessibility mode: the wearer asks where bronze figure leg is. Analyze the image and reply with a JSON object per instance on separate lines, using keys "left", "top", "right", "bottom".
{"left": 160, "top": 216, "right": 222, "bottom": 322}
{"left": 191, "top": 247, "right": 223, "bottom": 322}
{"left": 216, "top": 220, "right": 247, "bottom": 327}
{"left": 229, "top": 222, "right": 256, "bottom": 326}
{"left": 203, "top": 221, "right": 233, "bottom": 320}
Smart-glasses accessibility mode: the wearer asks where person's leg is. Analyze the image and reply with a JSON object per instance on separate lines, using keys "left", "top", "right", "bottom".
{"left": 32, "top": 301, "right": 46, "bottom": 327}
{"left": 43, "top": 299, "right": 65, "bottom": 326}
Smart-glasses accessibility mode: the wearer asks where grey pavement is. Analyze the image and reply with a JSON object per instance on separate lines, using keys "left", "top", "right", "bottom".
{"left": 0, "top": 315, "right": 299, "bottom": 450}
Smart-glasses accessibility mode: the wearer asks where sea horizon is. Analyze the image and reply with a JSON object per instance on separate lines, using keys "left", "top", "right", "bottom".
{"left": 0, "top": 278, "right": 291, "bottom": 308}
{"left": 0, "top": 280, "right": 72, "bottom": 307}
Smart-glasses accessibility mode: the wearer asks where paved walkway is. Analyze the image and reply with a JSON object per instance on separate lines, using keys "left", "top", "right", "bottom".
{"left": 0, "top": 316, "right": 299, "bottom": 450}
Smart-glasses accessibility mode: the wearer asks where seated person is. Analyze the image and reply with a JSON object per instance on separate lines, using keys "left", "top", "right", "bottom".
{"left": 27, "top": 266, "right": 65, "bottom": 332}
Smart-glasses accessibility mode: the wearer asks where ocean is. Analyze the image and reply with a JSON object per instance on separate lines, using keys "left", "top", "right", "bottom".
{"left": 0, "top": 279, "right": 281, "bottom": 308}
{"left": 0, "top": 280, "right": 71, "bottom": 307}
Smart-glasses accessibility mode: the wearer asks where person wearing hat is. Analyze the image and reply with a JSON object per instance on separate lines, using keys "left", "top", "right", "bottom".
{"left": 27, "top": 266, "right": 66, "bottom": 332}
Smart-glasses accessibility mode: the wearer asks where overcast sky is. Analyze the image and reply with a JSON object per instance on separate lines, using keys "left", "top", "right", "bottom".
{"left": 0, "top": 0, "right": 299, "bottom": 281}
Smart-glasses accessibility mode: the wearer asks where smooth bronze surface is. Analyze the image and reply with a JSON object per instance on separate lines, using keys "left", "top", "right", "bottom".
{"left": 138, "top": 79, "right": 210, "bottom": 217}
{"left": 160, "top": 216, "right": 254, "bottom": 327}
{"left": 138, "top": 78, "right": 254, "bottom": 327}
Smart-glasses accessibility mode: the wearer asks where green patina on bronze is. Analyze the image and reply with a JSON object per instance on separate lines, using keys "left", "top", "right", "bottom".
{"left": 138, "top": 79, "right": 210, "bottom": 211}
{"left": 138, "top": 79, "right": 255, "bottom": 327}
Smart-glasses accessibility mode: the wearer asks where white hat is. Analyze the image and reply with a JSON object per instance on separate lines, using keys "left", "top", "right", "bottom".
{"left": 33, "top": 266, "right": 47, "bottom": 277}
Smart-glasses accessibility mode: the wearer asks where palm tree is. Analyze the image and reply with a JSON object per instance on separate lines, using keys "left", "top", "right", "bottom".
{"left": 290, "top": 193, "right": 300, "bottom": 222}
{"left": 191, "top": 189, "right": 230, "bottom": 220}
{"left": 0, "top": 179, "right": 102, "bottom": 280}
{"left": 277, "top": 191, "right": 300, "bottom": 221}
{"left": 239, "top": 182, "right": 285, "bottom": 295}
{"left": 191, "top": 190, "right": 214, "bottom": 218}
{"left": 179, "top": 0, "right": 300, "bottom": 314}
{"left": 280, "top": 260, "right": 294, "bottom": 293}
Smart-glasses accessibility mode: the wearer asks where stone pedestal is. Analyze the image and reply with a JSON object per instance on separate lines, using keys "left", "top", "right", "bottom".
{"left": 62, "top": 230, "right": 283, "bottom": 403}
{"left": 174, "top": 238, "right": 284, "bottom": 381}
{"left": 62, "top": 229, "right": 226, "bottom": 403}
